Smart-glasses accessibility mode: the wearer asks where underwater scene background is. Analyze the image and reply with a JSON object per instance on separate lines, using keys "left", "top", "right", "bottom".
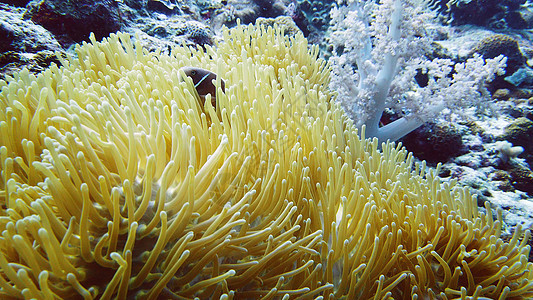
{"left": 2, "top": 0, "right": 533, "bottom": 298}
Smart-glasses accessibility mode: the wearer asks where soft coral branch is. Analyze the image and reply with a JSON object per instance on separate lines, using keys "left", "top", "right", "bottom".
{"left": 329, "top": 0, "right": 506, "bottom": 142}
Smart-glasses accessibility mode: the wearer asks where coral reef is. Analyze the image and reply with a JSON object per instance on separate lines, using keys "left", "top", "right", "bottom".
{"left": 0, "top": 50, "right": 60, "bottom": 81}
{"left": 0, "top": 3, "right": 64, "bottom": 80}
{"left": 1, "top": 24, "right": 532, "bottom": 299}
{"left": 502, "top": 117, "right": 533, "bottom": 167}
{"left": 295, "top": 0, "right": 332, "bottom": 31}
{"left": 176, "top": 20, "right": 214, "bottom": 45}
{"left": 472, "top": 34, "right": 525, "bottom": 76}
{"left": 1, "top": 0, "right": 29, "bottom": 7}
{"left": 508, "top": 166, "right": 533, "bottom": 196}
{"left": 430, "top": 0, "right": 532, "bottom": 30}
{"left": 255, "top": 15, "right": 302, "bottom": 37}
{"left": 24, "top": 0, "right": 123, "bottom": 47}
{"left": 0, "top": 4, "right": 62, "bottom": 53}
{"left": 401, "top": 122, "right": 466, "bottom": 164}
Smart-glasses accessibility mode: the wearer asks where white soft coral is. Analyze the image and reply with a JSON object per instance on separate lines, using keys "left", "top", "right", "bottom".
{"left": 329, "top": 0, "right": 507, "bottom": 142}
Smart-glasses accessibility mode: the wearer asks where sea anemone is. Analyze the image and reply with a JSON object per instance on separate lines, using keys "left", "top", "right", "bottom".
{"left": 0, "top": 23, "right": 532, "bottom": 299}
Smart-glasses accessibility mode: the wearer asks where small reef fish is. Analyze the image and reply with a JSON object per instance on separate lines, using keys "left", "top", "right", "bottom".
{"left": 180, "top": 67, "right": 225, "bottom": 107}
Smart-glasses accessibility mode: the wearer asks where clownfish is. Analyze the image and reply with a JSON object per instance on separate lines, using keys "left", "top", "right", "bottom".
{"left": 180, "top": 67, "right": 225, "bottom": 107}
